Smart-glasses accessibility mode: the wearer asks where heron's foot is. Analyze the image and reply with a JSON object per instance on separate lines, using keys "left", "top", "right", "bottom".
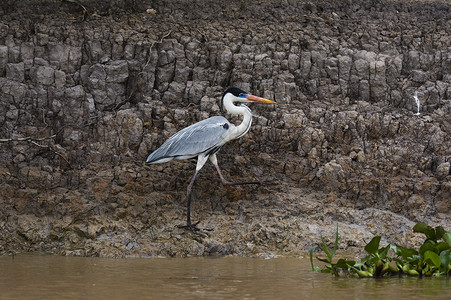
{"left": 177, "top": 220, "right": 201, "bottom": 232}
{"left": 177, "top": 221, "right": 213, "bottom": 235}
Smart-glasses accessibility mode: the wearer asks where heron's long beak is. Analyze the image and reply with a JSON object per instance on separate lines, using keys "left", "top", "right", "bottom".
{"left": 246, "top": 94, "right": 277, "bottom": 104}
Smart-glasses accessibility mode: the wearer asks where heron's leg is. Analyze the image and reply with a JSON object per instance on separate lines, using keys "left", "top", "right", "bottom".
{"left": 177, "top": 170, "right": 201, "bottom": 232}
{"left": 178, "top": 155, "right": 209, "bottom": 233}
{"left": 210, "top": 154, "right": 277, "bottom": 186}
{"left": 185, "top": 169, "right": 200, "bottom": 229}
{"left": 213, "top": 163, "right": 234, "bottom": 185}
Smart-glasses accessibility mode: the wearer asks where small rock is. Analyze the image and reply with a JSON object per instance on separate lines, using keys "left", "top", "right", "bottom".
{"left": 54, "top": 70, "right": 66, "bottom": 86}
{"left": 287, "top": 53, "right": 299, "bottom": 72}
{"left": 436, "top": 162, "right": 450, "bottom": 179}
{"left": 36, "top": 33, "right": 49, "bottom": 46}
{"left": 6, "top": 62, "right": 24, "bottom": 82}
{"left": 412, "top": 70, "right": 427, "bottom": 83}
{"left": 35, "top": 66, "right": 55, "bottom": 85}
{"left": 105, "top": 60, "right": 129, "bottom": 83}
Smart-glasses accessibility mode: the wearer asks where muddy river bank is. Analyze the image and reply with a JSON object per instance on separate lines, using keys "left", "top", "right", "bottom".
{"left": 0, "top": 0, "right": 450, "bottom": 257}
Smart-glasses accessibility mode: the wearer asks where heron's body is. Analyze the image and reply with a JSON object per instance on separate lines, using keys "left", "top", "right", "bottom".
{"left": 145, "top": 87, "right": 276, "bottom": 232}
{"left": 146, "top": 116, "right": 231, "bottom": 164}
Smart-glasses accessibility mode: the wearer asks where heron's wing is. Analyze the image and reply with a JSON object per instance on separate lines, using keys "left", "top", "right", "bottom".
{"left": 146, "top": 116, "right": 230, "bottom": 164}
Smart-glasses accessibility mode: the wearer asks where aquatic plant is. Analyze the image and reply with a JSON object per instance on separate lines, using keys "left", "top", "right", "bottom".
{"left": 309, "top": 222, "right": 451, "bottom": 277}
{"left": 309, "top": 225, "right": 340, "bottom": 275}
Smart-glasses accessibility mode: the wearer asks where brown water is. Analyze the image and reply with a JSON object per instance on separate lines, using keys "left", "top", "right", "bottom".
{"left": 1, "top": 254, "right": 450, "bottom": 300}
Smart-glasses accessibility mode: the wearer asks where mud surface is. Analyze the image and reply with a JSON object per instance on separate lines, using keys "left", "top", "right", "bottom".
{"left": 0, "top": 0, "right": 450, "bottom": 257}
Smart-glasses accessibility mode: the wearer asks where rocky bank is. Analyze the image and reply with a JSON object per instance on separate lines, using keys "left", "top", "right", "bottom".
{"left": 0, "top": 0, "right": 450, "bottom": 257}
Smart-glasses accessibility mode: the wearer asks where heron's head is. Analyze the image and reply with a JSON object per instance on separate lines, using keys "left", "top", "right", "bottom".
{"left": 220, "top": 87, "right": 276, "bottom": 113}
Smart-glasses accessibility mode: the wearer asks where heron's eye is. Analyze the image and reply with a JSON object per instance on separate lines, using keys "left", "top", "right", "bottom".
{"left": 238, "top": 93, "right": 246, "bottom": 98}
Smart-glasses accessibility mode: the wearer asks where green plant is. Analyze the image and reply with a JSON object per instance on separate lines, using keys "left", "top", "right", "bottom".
{"left": 357, "top": 236, "right": 398, "bottom": 277}
{"left": 310, "top": 222, "right": 451, "bottom": 278}
{"left": 412, "top": 222, "right": 450, "bottom": 276}
{"left": 309, "top": 225, "right": 357, "bottom": 276}
{"left": 309, "top": 225, "right": 339, "bottom": 274}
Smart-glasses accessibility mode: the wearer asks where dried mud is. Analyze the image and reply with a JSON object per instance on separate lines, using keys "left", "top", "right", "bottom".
{"left": 0, "top": 0, "right": 450, "bottom": 257}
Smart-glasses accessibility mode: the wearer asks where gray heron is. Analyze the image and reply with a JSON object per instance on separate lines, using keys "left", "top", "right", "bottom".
{"left": 145, "top": 87, "right": 276, "bottom": 232}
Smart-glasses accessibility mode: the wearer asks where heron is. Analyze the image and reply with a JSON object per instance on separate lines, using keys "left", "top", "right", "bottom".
{"left": 145, "top": 87, "right": 276, "bottom": 232}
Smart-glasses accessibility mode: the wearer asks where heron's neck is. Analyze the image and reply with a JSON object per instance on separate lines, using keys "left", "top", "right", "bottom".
{"left": 224, "top": 99, "right": 252, "bottom": 139}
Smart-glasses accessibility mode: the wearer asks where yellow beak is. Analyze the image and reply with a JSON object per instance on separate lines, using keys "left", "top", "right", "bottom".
{"left": 246, "top": 94, "right": 277, "bottom": 104}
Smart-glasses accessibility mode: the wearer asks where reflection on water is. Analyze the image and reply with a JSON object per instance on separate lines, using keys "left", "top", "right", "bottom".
{"left": 0, "top": 254, "right": 450, "bottom": 300}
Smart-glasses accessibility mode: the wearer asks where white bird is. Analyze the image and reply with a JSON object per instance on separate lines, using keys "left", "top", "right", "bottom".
{"left": 145, "top": 87, "right": 277, "bottom": 232}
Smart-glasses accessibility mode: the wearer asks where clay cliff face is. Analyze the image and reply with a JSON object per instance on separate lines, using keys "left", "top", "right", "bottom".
{"left": 0, "top": 0, "right": 450, "bottom": 257}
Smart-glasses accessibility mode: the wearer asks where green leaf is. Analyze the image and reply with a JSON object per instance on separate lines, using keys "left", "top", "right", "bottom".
{"left": 424, "top": 250, "right": 441, "bottom": 269}
{"left": 388, "top": 263, "right": 398, "bottom": 273}
{"left": 356, "top": 270, "right": 372, "bottom": 277}
{"left": 309, "top": 245, "right": 319, "bottom": 271}
{"left": 390, "top": 244, "right": 402, "bottom": 255}
{"left": 320, "top": 235, "right": 332, "bottom": 262}
{"left": 378, "top": 244, "right": 390, "bottom": 259}
{"left": 402, "top": 264, "right": 410, "bottom": 273}
{"left": 427, "top": 227, "right": 443, "bottom": 241}
{"left": 365, "top": 236, "right": 381, "bottom": 255}
{"left": 420, "top": 240, "right": 436, "bottom": 256}
{"left": 393, "top": 257, "right": 404, "bottom": 266}
{"left": 408, "top": 269, "right": 420, "bottom": 276}
{"left": 335, "top": 258, "right": 356, "bottom": 269}
{"left": 405, "top": 249, "right": 419, "bottom": 259}
{"left": 439, "top": 250, "right": 450, "bottom": 270}
{"left": 413, "top": 222, "right": 429, "bottom": 234}
{"left": 443, "top": 232, "right": 451, "bottom": 247}
{"left": 435, "top": 241, "right": 450, "bottom": 253}
{"left": 316, "top": 257, "right": 332, "bottom": 264}
{"left": 391, "top": 244, "right": 418, "bottom": 260}
{"left": 432, "top": 271, "right": 444, "bottom": 277}
{"left": 367, "top": 255, "right": 380, "bottom": 266}
{"left": 353, "top": 262, "right": 365, "bottom": 269}
{"left": 381, "top": 261, "right": 390, "bottom": 275}
{"left": 435, "top": 226, "right": 445, "bottom": 240}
